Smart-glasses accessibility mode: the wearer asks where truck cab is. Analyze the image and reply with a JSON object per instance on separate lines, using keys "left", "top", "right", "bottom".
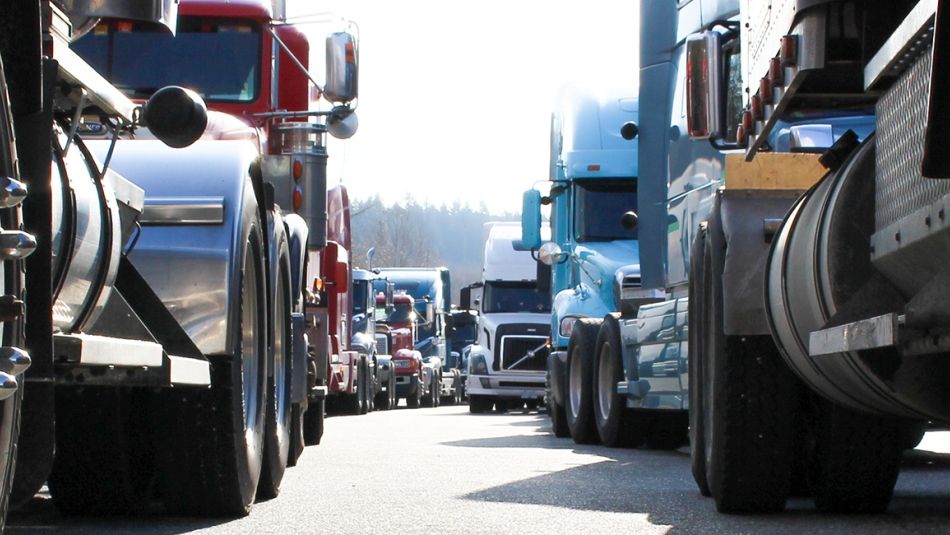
{"left": 465, "top": 223, "right": 551, "bottom": 413}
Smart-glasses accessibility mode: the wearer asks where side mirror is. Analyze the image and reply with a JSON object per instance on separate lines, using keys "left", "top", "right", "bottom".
{"left": 325, "top": 32, "right": 358, "bottom": 103}
{"left": 142, "top": 86, "right": 208, "bottom": 148}
{"left": 327, "top": 107, "right": 358, "bottom": 139}
{"left": 426, "top": 302, "right": 435, "bottom": 324}
{"left": 538, "top": 241, "right": 566, "bottom": 266}
{"left": 521, "top": 189, "right": 542, "bottom": 250}
{"left": 460, "top": 286, "right": 471, "bottom": 310}
{"left": 685, "top": 31, "right": 722, "bottom": 140}
{"left": 385, "top": 281, "right": 395, "bottom": 313}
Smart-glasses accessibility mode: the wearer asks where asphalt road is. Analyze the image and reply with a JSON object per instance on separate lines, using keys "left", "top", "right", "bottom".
{"left": 9, "top": 403, "right": 950, "bottom": 534}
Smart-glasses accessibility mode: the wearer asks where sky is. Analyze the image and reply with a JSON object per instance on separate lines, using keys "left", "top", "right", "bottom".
{"left": 288, "top": 1, "right": 640, "bottom": 214}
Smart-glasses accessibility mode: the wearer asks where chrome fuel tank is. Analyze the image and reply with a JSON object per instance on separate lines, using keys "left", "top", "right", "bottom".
{"left": 51, "top": 130, "right": 124, "bottom": 334}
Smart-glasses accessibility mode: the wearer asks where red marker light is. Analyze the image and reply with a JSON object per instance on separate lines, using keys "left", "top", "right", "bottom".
{"left": 769, "top": 57, "right": 784, "bottom": 86}
{"left": 293, "top": 159, "right": 303, "bottom": 181}
{"left": 759, "top": 78, "right": 773, "bottom": 105}
{"left": 345, "top": 42, "right": 356, "bottom": 64}
{"left": 750, "top": 94, "right": 763, "bottom": 121}
{"left": 587, "top": 164, "right": 601, "bottom": 172}
{"left": 780, "top": 35, "right": 798, "bottom": 66}
{"left": 293, "top": 187, "right": 303, "bottom": 211}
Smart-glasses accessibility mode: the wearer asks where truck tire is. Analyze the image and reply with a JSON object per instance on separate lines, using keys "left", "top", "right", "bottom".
{"left": 548, "top": 401, "right": 569, "bottom": 437}
{"left": 808, "top": 397, "right": 902, "bottom": 513}
{"left": 565, "top": 318, "right": 601, "bottom": 444}
{"left": 259, "top": 247, "right": 293, "bottom": 500}
{"left": 700, "top": 215, "right": 799, "bottom": 513}
{"left": 288, "top": 401, "right": 305, "bottom": 466}
{"left": 0, "top": 55, "right": 30, "bottom": 529}
{"left": 303, "top": 397, "right": 325, "bottom": 446}
{"left": 468, "top": 395, "right": 492, "bottom": 413}
{"left": 48, "top": 388, "right": 154, "bottom": 515}
{"left": 157, "top": 222, "right": 268, "bottom": 517}
{"left": 358, "top": 357, "right": 369, "bottom": 415}
{"left": 374, "top": 371, "right": 394, "bottom": 411}
{"left": 593, "top": 316, "right": 646, "bottom": 447}
{"left": 687, "top": 224, "right": 711, "bottom": 496}
{"left": 433, "top": 374, "right": 441, "bottom": 408}
{"left": 407, "top": 382, "right": 421, "bottom": 409}
{"left": 494, "top": 399, "right": 508, "bottom": 413}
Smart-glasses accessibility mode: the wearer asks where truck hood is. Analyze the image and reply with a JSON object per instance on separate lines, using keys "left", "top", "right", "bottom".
{"left": 479, "top": 312, "right": 550, "bottom": 336}
{"left": 573, "top": 240, "right": 639, "bottom": 290}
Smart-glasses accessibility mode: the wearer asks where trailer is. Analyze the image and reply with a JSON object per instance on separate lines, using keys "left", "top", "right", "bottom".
{"left": 0, "top": 0, "right": 358, "bottom": 523}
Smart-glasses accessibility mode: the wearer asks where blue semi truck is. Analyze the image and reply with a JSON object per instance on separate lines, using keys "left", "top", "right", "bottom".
{"left": 520, "top": 87, "right": 656, "bottom": 439}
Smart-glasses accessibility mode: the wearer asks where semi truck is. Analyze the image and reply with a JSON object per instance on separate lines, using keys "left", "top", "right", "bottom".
{"left": 375, "top": 267, "right": 456, "bottom": 404}
{"left": 660, "top": 0, "right": 945, "bottom": 514}
{"left": 465, "top": 222, "right": 551, "bottom": 414}
{"left": 352, "top": 268, "right": 395, "bottom": 411}
{"left": 375, "top": 291, "right": 437, "bottom": 408}
{"left": 0, "top": 0, "right": 358, "bottom": 523}
{"left": 519, "top": 89, "right": 656, "bottom": 440}
{"left": 308, "top": 185, "right": 374, "bottom": 419}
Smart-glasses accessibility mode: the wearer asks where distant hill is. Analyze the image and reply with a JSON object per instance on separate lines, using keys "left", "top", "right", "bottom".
{"left": 349, "top": 195, "right": 519, "bottom": 305}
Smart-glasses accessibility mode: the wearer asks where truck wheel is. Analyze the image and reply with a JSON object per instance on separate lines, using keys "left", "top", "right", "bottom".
{"left": 433, "top": 375, "right": 441, "bottom": 407}
{"left": 374, "top": 371, "right": 392, "bottom": 410}
{"left": 468, "top": 395, "right": 492, "bottom": 413}
{"left": 48, "top": 389, "right": 154, "bottom": 515}
{"left": 593, "top": 316, "right": 645, "bottom": 447}
{"left": 455, "top": 375, "right": 463, "bottom": 405}
{"left": 687, "top": 225, "right": 711, "bottom": 496}
{"left": 158, "top": 224, "right": 268, "bottom": 516}
{"left": 525, "top": 399, "right": 539, "bottom": 412}
{"left": 701, "top": 217, "right": 799, "bottom": 513}
{"left": 0, "top": 54, "right": 30, "bottom": 528}
{"left": 259, "top": 252, "right": 293, "bottom": 500}
{"left": 303, "top": 397, "right": 325, "bottom": 445}
{"left": 808, "top": 397, "right": 901, "bottom": 513}
{"left": 548, "top": 401, "right": 569, "bottom": 437}
{"left": 407, "top": 384, "right": 421, "bottom": 409}
{"left": 390, "top": 373, "right": 397, "bottom": 409}
{"left": 358, "top": 357, "right": 369, "bottom": 415}
{"left": 566, "top": 319, "right": 601, "bottom": 444}
{"left": 288, "top": 401, "right": 306, "bottom": 466}
{"left": 494, "top": 399, "right": 508, "bottom": 413}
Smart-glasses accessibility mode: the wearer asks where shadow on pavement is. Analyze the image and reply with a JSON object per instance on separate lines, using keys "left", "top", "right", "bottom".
{"left": 8, "top": 496, "right": 236, "bottom": 534}
{"left": 450, "top": 422, "right": 950, "bottom": 534}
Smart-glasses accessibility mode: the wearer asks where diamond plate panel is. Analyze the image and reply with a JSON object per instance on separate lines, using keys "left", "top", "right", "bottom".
{"left": 876, "top": 48, "right": 950, "bottom": 231}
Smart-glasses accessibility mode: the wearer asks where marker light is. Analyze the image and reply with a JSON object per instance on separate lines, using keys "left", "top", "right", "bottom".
{"left": 759, "top": 78, "right": 773, "bottom": 105}
{"left": 750, "top": 94, "right": 763, "bottom": 121}
{"left": 769, "top": 57, "right": 784, "bottom": 86}
{"left": 587, "top": 164, "right": 601, "bottom": 172}
{"left": 293, "top": 159, "right": 303, "bottom": 181}
{"left": 780, "top": 35, "right": 798, "bottom": 67}
{"left": 293, "top": 187, "right": 303, "bottom": 211}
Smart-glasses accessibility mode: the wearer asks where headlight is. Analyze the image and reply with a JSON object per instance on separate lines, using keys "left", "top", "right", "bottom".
{"left": 559, "top": 317, "right": 578, "bottom": 338}
{"left": 469, "top": 354, "right": 488, "bottom": 375}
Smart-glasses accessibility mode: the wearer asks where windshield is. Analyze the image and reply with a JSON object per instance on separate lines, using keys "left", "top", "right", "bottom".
{"left": 378, "top": 302, "right": 414, "bottom": 324}
{"left": 450, "top": 320, "right": 477, "bottom": 352}
{"left": 72, "top": 17, "right": 261, "bottom": 102}
{"left": 482, "top": 281, "right": 550, "bottom": 313}
{"left": 352, "top": 280, "right": 369, "bottom": 316}
{"left": 573, "top": 180, "right": 638, "bottom": 242}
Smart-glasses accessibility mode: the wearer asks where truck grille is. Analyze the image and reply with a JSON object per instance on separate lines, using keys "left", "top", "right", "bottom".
{"left": 492, "top": 323, "right": 550, "bottom": 371}
{"left": 500, "top": 336, "right": 548, "bottom": 371}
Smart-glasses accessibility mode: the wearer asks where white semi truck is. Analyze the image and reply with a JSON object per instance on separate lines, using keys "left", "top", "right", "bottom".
{"left": 465, "top": 222, "right": 551, "bottom": 413}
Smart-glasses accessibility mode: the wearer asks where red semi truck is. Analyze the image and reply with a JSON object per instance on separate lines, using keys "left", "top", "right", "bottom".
{"left": 376, "top": 292, "right": 439, "bottom": 408}
{"left": 0, "top": 0, "right": 359, "bottom": 523}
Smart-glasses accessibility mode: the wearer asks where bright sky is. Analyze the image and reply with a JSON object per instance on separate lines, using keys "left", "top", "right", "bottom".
{"left": 289, "top": 1, "right": 640, "bottom": 214}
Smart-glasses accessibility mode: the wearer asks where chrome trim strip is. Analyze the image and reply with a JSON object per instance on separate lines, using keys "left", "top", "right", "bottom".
{"left": 54, "top": 333, "right": 164, "bottom": 367}
{"left": 168, "top": 355, "right": 211, "bottom": 386}
{"left": 808, "top": 314, "right": 899, "bottom": 356}
{"left": 865, "top": 0, "right": 937, "bottom": 91}
{"left": 141, "top": 197, "right": 225, "bottom": 225}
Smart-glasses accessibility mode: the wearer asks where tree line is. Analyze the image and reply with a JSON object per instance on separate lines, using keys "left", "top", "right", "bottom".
{"left": 349, "top": 195, "right": 519, "bottom": 305}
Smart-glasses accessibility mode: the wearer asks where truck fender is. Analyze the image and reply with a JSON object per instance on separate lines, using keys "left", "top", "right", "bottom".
{"left": 715, "top": 191, "right": 801, "bottom": 336}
